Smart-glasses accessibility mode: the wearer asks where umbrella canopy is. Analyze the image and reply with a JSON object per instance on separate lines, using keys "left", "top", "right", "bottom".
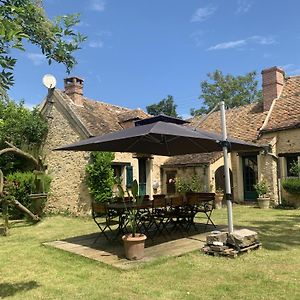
{"left": 55, "top": 118, "right": 260, "bottom": 156}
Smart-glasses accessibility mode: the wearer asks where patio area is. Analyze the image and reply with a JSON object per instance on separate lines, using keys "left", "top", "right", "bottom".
{"left": 44, "top": 223, "right": 220, "bottom": 270}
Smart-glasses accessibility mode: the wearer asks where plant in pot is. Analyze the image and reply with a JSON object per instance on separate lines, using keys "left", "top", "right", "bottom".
{"left": 117, "top": 179, "right": 147, "bottom": 260}
{"left": 254, "top": 181, "right": 270, "bottom": 209}
{"left": 214, "top": 188, "right": 224, "bottom": 209}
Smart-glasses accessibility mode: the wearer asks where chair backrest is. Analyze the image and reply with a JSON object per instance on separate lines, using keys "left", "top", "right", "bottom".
{"left": 198, "top": 193, "right": 215, "bottom": 202}
{"left": 92, "top": 202, "right": 107, "bottom": 216}
{"left": 152, "top": 196, "right": 166, "bottom": 208}
{"left": 170, "top": 196, "right": 183, "bottom": 207}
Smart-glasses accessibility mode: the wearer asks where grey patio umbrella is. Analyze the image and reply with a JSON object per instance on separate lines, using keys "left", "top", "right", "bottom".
{"left": 56, "top": 108, "right": 261, "bottom": 233}
{"left": 56, "top": 115, "right": 258, "bottom": 155}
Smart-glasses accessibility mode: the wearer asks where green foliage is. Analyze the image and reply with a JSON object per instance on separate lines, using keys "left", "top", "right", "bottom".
{"left": 0, "top": 98, "right": 48, "bottom": 174}
{"left": 5, "top": 171, "right": 51, "bottom": 217}
{"left": 289, "top": 161, "right": 300, "bottom": 177}
{"left": 254, "top": 181, "right": 269, "bottom": 197}
{"left": 116, "top": 179, "right": 144, "bottom": 237}
{"left": 0, "top": 0, "right": 87, "bottom": 91}
{"left": 191, "top": 70, "right": 262, "bottom": 116}
{"left": 175, "top": 175, "right": 203, "bottom": 194}
{"left": 146, "top": 95, "right": 179, "bottom": 117}
{"left": 282, "top": 178, "right": 300, "bottom": 194}
{"left": 86, "top": 152, "right": 115, "bottom": 203}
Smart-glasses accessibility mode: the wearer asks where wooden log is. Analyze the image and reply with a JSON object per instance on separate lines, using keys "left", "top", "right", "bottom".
{"left": 12, "top": 198, "right": 40, "bottom": 222}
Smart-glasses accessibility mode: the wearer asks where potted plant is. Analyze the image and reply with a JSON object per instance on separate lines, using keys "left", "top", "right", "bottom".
{"left": 117, "top": 180, "right": 147, "bottom": 260}
{"left": 214, "top": 188, "right": 224, "bottom": 209}
{"left": 254, "top": 181, "right": 270, "bottom": 209}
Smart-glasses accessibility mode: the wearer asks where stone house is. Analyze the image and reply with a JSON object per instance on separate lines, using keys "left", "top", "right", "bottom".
{"left": 40, "top": 77, "right": 168, "bottom": 214}
{"left": 161, "top": 66, "right": 300, "bottom": 204}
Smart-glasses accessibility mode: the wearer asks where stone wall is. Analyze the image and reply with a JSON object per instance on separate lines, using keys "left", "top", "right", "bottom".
{"left": 43, "top": 105, "right": 91, "bottom": 215}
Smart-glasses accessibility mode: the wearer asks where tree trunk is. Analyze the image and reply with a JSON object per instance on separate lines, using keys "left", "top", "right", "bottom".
{"left": 12, "top": 198, "right": 40, "bottom": 222}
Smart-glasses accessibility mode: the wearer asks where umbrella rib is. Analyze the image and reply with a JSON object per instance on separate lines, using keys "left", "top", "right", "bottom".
{"left": 124, "top": 136, "right": 143, "bottom": 152}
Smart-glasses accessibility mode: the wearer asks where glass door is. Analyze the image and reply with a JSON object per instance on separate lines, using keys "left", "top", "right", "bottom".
{"left": 242, "top": 156, "right": 258, "bottom": 200}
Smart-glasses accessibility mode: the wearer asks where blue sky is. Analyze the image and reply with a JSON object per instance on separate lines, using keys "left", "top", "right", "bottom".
{"left": 9, "top": 0, "right": 300, "bottom": 117}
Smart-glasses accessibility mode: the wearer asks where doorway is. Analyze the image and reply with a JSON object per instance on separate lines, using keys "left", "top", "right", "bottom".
{"left": 214, "top": 166, "right": 234, "bottom": 200}
{"left": 242, "top": 156, "right": 258, "bottom": 200}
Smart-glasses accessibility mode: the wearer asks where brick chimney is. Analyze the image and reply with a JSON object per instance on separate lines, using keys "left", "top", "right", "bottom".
{"left": 261, "top": 66, "right": 285, "bottom": 111}
{"left": 64, "top": 76, "right": 84, "bottom": 106}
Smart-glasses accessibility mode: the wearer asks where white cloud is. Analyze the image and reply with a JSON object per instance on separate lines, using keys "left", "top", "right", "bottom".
{"left": 90, "top": 0, "right": 105, "bottom": 12}
{"left": 191, "top": 6, "right": 217, "bottom": 22}
{"left": 236, "top": 0, "right": 252, "bottom": 14}
{"left": 88, "top": 41, "right": 104, "bottom": 48}
{"left": 190, "top": 30, "right": 206, "bottom": 47}
{"left": 26, "top": 53, "right": 45, "bottom": 66}
{"left": 208, "top": 35, "right": 277, "bottom": 51}
{"left": 250, "top": 35, "right": 276, "bottom": 45}
{"left": 208, "top": 39, "right": 247, "bottom": 50}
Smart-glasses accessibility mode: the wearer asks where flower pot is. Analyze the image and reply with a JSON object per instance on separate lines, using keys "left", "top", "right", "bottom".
{"left": 257, "top": 197, "right": 270, "bottom": 209}
{"left": 122, "top": 233, "right": 147, "bottom": 260}
{"left": 214, "top": 193, "right": 223, "bottom": 209}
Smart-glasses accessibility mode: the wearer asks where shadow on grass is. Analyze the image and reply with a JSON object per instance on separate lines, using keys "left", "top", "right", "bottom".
{"left": 0, "top": 281, "right": 40, "bottom": 298}
{"left": 245, "top": 212, "right": 300, "bottom": 251}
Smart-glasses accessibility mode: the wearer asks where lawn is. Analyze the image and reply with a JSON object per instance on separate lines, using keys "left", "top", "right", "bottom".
{"left": 1, "top": 206, "right": 300, "bottom": 300}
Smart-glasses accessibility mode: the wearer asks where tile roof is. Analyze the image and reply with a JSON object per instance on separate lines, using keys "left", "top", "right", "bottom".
{"left": 163, "top": 152, "right": 223, "bottom": 166}
{"left": 188, "top": 101, "right": 268, "bottom": 143}
{"left": 164, "top": 102, "right": 267, "bottom": 166}
{"left": 262, "top": 76, "right": 300, "bottom": 132}
{"left": 56, "top": 90, "right": 149, "bottom": 136}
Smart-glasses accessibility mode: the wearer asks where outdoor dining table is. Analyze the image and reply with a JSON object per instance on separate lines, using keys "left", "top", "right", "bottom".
{"left": 107, "top": 200, "right": 153, "bottom": 236}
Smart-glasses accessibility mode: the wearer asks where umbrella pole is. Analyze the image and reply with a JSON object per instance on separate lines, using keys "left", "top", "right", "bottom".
{"left": 220, "top": 101, "right": 234, "bottom": 233}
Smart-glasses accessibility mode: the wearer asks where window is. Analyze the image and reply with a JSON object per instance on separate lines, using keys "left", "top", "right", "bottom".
{"left": 286, "top": 155, "right": 299, "bottom": 177}
{"left": 126, "top": 165, "right": 133, "bottom": 188}
{"left": 112, "top": 165, "right": 122, "bottom": 179}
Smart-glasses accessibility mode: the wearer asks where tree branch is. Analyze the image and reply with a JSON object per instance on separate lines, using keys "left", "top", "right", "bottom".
{"left": 0, "top": 141, "right": 40, "bottom": 168}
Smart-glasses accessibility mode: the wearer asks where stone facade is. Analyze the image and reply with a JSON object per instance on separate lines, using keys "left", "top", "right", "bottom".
{"left": 44, "top": 105, "right": 91, "bottom": 214}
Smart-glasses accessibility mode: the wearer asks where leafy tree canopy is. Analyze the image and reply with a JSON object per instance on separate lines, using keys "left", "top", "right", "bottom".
{"left": 191, "top": 70, "right": 262, "bottom": 116}
{"left": 146, "top": 95, "right": 179, "bottom": 118}
{"left": 0, "top": 98, "right": 48, "bottom": 173}
{"left": 0, "top": 0, "right": 86, "bottom": 92}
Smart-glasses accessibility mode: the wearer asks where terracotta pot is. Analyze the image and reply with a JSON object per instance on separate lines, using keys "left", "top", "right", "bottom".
{"left": 122, "top": 233, "right": 147, "bottom": 260}
{"left": 257, "top": 197, "right": 270, "bottom": 209}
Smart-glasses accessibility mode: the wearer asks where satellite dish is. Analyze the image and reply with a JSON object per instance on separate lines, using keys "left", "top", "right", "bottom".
{"left": 42, "top": 74, "right": 57, "bottom": 89}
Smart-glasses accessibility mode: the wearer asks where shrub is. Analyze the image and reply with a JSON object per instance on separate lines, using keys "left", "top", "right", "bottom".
{"left": 86, "top": 152, "right": 115, "bottom": 202}
{"left": 282, "top": 178, "right": 300, "bottom": 194}
{"left": 254, "top": 181, "right": 268, "bottom": 197}
{"left": 175, "top": 175, "right": 203, "bottom": 194}
{"left": 5, "top": 171, "right": 51, "bottom": 218}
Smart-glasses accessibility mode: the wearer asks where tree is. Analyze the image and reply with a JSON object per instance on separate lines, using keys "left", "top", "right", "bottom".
{"left": 0, "top": 0, "right": 86, "bottom": 92}
{"left": 0, "top": 98, "right": 48, "bottom": 174}
{"left": 190, "top": 70, "right": 262, "bottom": 116}
{"left": 146, "top": 95, "right": 179, "bottom": 117}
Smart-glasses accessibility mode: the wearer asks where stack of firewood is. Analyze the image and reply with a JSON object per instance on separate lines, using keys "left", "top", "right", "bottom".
{"left": 203, "top": 229, "right": 261, "bottom": 258}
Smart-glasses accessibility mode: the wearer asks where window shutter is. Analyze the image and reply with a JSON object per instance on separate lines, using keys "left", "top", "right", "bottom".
{"left": 126, "top": 166, "right": 133, "bottom": 188}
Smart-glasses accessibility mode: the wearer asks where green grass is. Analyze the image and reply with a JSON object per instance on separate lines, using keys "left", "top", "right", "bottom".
{"left": 1, "top": 206, "right": 300, "bottom": 299}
